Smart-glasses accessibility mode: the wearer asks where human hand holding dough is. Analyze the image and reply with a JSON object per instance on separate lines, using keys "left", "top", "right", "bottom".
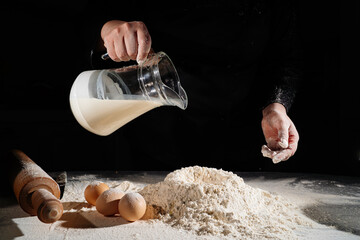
{"left": 261, "top": 103, "right": 299, "bottom": 163}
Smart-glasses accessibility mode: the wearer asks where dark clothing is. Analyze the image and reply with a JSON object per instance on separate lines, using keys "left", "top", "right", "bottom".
{"left": 91, "top": 0, "right": 301, "bottom": 112}
{"left": 0, "top": 1, "right": 302, "bottom": 173}
{"left": 90, "top": 1, "right": 302, "bottom": 170}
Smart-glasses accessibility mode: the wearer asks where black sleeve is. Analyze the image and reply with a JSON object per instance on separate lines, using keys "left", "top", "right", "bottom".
{"left": 260, "top": 1, "right": 302, "bottom": 112}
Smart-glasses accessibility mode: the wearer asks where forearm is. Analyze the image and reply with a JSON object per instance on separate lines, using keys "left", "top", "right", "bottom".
{"left": 262, "top": 2, "right": 302, "bottom": 112}
{"left": 264, "top": 71, "right": 298, "bottom": 112}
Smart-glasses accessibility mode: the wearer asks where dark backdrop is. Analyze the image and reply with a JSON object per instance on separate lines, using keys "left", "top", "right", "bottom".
{"left": 0, "top": 1, "right": 359, "bottom": 175}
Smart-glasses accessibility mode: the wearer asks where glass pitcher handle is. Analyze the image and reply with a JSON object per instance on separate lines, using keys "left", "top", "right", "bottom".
{"left": 101, "top": 53, "right": 110, "bottom": 60}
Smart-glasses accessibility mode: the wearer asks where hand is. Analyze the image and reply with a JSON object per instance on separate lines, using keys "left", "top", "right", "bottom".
{"left": 101, "top": 20, "right": 152, "bottom": 63}
{"left": 261, "top": 103, "right": 299, "bottom": 164}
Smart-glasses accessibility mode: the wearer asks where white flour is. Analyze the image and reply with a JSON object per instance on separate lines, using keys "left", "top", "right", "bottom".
{"left": 3, "top": 168, "right": 360, "bottom": 240}
{"left": 140, "top": 166, "right": 312, "bottom": 239}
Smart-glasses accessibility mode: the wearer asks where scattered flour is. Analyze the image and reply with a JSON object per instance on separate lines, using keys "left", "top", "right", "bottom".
{"left": 140, "top": 166, "right": 312, "bottom": 239}
{"left": 4, "top": 167, "right": 359, "bottom": 240}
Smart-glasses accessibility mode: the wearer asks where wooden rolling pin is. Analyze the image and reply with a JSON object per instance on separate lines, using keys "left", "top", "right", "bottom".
{"left": 9, "top": 149, "right": 63, "bottom": 223}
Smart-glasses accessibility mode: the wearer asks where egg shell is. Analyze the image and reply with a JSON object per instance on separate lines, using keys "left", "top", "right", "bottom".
{"left": 118, "top": 192, "right": 146, "bottom": 222}
{"left": 96, "top": 188, "right": 125, "bottom": 216}
{"left": 84, "top": 181, "right": 110, "bottom": 206}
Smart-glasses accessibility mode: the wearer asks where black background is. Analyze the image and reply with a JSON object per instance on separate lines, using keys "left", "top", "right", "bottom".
{"left": 0, "top": 1, "right": 359, "bottom": 176}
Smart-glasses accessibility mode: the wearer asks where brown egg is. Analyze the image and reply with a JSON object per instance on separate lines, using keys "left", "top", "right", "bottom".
{"left": 96, "top": 188, "right": 125, "bottom": 216}
{"left": 118, "top": 192, "right": 146, "bottom": 222}
{"left": 84, "top": 181, "right": 110, "bottom": 206}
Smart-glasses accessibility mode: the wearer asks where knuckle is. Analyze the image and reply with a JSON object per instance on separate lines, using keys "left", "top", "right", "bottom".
{"left": 115, "top": 49, "right": 126, "bottom": 60}
{"left": 112, "top": 26, "right": 122, "bottom": 35}
{"left": 135, "top": 21, "right": 145, "bottom": 28}
{"left": 118, "top": 52, "right": 128, "bottom": 59}
{"left": 119, "top": 53, "right": 130, "bottom": 61}
{"left": 108, "top": 53, "right": 119, "bottom": 61}
{"left": 122, "top": 22, "right": 132, "bottom": 31}
{"left": 127, "top": 50, "right": 137, "bottom": 59}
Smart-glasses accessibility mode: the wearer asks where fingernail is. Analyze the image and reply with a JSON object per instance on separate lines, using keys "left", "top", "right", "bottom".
{"left": 272, "top": 154, "right": 283, "bottom": 164}
{"left": 137, "top": 56, "right": 146, "bottom": 65}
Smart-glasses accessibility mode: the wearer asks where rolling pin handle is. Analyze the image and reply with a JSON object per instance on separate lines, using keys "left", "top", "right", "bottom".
{"left": 31, "top": 188, "right": 63, "bottom": 223}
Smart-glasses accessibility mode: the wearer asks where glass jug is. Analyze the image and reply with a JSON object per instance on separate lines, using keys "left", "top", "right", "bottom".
{"left": 69, "top": 52, "right": 187, "bottom": 136}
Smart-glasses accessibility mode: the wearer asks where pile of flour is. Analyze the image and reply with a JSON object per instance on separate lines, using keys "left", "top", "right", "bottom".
{"left": 140, "top": 166, "right": 312, "bottom": 239}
